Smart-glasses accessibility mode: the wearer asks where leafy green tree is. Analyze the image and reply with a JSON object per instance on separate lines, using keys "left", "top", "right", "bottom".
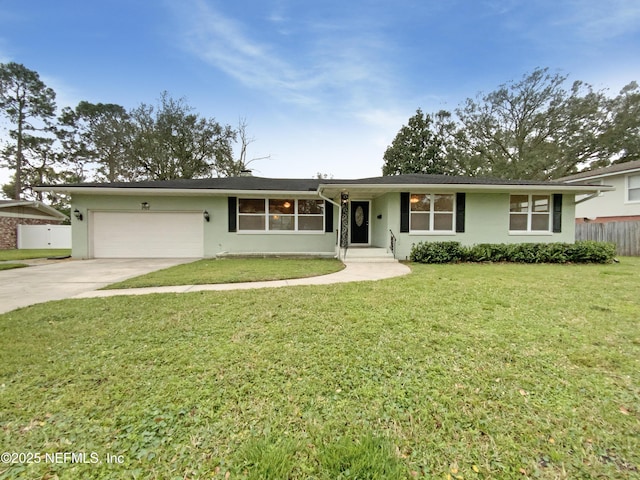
{"left": 0, "top": 62, "right": 56, "bottom": 198}
{"left": 58, "top": 101, "right": 133, "bottom": 182}
{"left": 451, "top": 68, "right": 639, "bottom": 179}
{"left": 1, "top": 135, "right": 63, "bottom": 203}
{"left": 382, "top": 109, "right": 458, "bottom": 175}
{"left": 453, "top": 68, "right": 576, "bottom": 179}
{"left": 128, "top": 92, "right": 236, "bottom": 180}
{"left": 605, "top": 81, "right": 640, "bottom": 165}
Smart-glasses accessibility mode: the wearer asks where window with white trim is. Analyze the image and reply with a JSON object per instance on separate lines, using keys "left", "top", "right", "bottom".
{"left": 238, "top": 199, "right": 324, "bottom": 232}
{"left": 410, "top": 193, "right": 454, "bottom": 232}
{"left": 509, "top": 194, "right": 550, "bottom": 232}
{"left": 628, "top": 174, "right": 640, "bottom": 202}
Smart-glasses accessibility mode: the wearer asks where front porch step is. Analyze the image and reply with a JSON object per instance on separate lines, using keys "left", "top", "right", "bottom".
{"left": 343, "top": 247, "right": 397, "bottom": 263}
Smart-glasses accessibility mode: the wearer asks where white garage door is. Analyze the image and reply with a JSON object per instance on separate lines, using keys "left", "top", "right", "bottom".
{"left": 92, "top": 211, "right": 204, "bottom": 258}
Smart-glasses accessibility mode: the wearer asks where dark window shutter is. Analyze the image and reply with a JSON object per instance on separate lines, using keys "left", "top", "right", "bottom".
{"left": 324, "top": 201, "right": 333, "bottom": 233}
{"left": 552, "top": 194, "right": 562, "bottom": 233}
{"left": 400, "top": 192, "right": 410, "bottom": 233}
{"left": 455, "top": 192, "right": 466, "bottom": 233}
{"left": 228, "top": 197, "right": 237, "bottom": 232}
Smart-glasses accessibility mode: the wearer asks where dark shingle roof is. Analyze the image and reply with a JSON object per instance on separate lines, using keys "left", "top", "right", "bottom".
{"left": 321, "top": 173, "right": 569, "bottom": 186}
{"left": 49, "top": 173, "right": 576, "bottom": 192}
{"left": 63, "top": 176, "right": 322, "bottom": 191}
{"left": 558, "top": 160, "right": 640, "bottom": 181}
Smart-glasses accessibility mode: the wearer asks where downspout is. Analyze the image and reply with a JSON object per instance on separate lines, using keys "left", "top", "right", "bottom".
{"left": 318, "top": 188, "right": 343, "bottom": 261}
{"left": 574, "top": 190, "right": 602, "bottom": 205}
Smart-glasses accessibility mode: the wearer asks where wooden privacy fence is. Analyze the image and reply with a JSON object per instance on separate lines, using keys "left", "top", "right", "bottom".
{"left": 575, "top": 221, "right": 640, "bottom": 256}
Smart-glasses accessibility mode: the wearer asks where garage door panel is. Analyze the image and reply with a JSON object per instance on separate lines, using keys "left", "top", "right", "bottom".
{"left": 92, "top": 212, "right": 204, "bottom": 258}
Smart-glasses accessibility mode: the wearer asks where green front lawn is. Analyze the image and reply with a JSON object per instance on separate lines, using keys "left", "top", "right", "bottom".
{"left": 103, "top": 257, "right": 345, "bottom": 289}
{"left": 0, "top": 249, "right": 71, "bottom": 261}
{"left": 0, "top": 263, "right": 27, "bottom": 271}
{"left": 1, "top": 259, "right": 639, "bottom": 479}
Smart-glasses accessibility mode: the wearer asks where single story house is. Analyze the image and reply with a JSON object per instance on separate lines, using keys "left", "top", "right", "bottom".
{"left": 558, "top": 159, "right": 640, "bottom": 223}
{"left": 37, "top": 174, "right": 610, "bottom": 260}
{"left": 0, "top": 200, "right": 68, "bottom": 250}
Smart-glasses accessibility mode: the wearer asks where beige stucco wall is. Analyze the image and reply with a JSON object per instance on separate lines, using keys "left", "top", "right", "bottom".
{"left": 574, "top": 173, "right": 640, "bottom": 219}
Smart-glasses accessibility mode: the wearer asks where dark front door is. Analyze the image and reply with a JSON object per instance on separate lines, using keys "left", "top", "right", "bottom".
{"left": 350, "top": 201, "right": 369, "bottom": 244}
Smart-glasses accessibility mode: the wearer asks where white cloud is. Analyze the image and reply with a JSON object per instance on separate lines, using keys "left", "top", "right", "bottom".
{"left": 562, "top": 0, "right": 640, "bottom": 40}
{"left": 175, "top": 0, "right": 322, "bottom": 108}
{"left": 171, "top": 0, "right": 400, "bottom": 115}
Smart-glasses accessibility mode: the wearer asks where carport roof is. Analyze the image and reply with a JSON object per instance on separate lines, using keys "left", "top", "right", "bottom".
{"left": 36, "top": 174, "right": 611, "bottom": 196}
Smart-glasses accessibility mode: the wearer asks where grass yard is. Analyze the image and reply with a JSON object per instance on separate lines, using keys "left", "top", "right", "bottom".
{"left": 0, "top": 249, "right": 71, "bottom": 261}
{"left": 1, "top": 259, "right": 639, "bottom": 479}
{"left": 102, "top": 257, "right": 345, "bottom": 289}
{"left": 0, "top": 263, "right": 27, "bottom": 271}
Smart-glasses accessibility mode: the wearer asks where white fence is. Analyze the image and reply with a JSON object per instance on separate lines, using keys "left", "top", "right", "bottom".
{"left": 17, "top": 224, "right": 71, "bottom": 249}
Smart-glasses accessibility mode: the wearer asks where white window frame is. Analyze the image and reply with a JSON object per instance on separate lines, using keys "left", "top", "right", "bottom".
{"left": 237, "top": 198, "right": 325, "bottom": 233}
{"left": 509, "top": 194, "right": 552, "bottom": 235}
{"left": 409, "top": 193, "right": 456, "bottom": 234}
{"left": 626, "top": 173, "right": 640, "bottom": 203}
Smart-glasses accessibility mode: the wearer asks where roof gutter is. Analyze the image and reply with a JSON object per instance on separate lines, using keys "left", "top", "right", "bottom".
{"left": 33, "top": 186, "right": 320, "bottom": 197}
{"left": 318, "top": 182, "right": 614, "bottom": 194}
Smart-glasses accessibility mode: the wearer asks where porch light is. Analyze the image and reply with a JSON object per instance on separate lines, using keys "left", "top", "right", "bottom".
{"left": 73, "top": 209, "right": 83, "bottom": 221}
{"left": 141, "top": 202, "right": 150, "bottom": 210}
{"left": 340, "top": 192, "right": 349, "bottom": 204}
{"left": 203, "top": 210, "right": 210, "bottom": 222}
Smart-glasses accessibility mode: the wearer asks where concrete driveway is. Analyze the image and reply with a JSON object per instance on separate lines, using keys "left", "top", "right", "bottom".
{"left": 0, "top": 258, "right": 194, "bottom": 314}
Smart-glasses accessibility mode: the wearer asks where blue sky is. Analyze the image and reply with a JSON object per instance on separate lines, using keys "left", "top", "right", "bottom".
{"left": 1, "top": 0, "right": 639, "bottom": 184}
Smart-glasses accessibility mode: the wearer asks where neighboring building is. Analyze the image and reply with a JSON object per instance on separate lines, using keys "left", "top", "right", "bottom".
{"left": 37, "top": 174, "right": 607, "bottom": 260}
{"left": 558, "top": 160, "right": 640, "bottom": 223}
{"left": 0, "top": 200, "right": 68, "bottom": 249}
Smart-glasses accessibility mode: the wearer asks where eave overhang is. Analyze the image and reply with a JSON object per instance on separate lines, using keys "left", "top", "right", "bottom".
{"left": 33, "top": 186, "right": 320, "bottom": 197}
{"left": 35, "top": 180, "right": 613, "bottom": 199}
{"left": 316, "top": 182, "right": 614, "bottom": 198}
{"left": 0, "top": 200, "right": 68, "bottom": 219}
{"left": 562, "top": 167, "right": 640, "bottom": 183}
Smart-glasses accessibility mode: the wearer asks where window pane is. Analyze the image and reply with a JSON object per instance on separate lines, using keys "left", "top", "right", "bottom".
{"left": 269, "top": 199, "right": 294, "bottom": 214}
{"left": 629, "top": 175, "right": 640, "bottom": 201}
{"left": 434, "top": 194, "right": 454, "bottom": 212}
{"left": 510, "top": 195, "right": 529, "bottom": 212}
{"left": 532, "top": 195, "right": 550, "bottom": 212}
{"left": 410, "top": 194, "right": 430, "bottom": 212}
{"left": 531, "top": 213, "right": 550, "bottom": 231}
{"left": 509, "top": 214, "right": 527, "bottom": 230}
{"left": 239, "top": 215, "right": 265, "bottom": 230}
{"left": 298, "top": 216, "right": 323, "bottom": 231}
{"left": 239, "top": 199, "right": 265, "bottom": 214}
{"left": 434, "top": 213, "right": 453, "bottom": 230}
{"left": 269, "top": 215, "right": 294, "bottom": 230}
{"left": 298, "top": 199, "right": 324, "bottom": 214}
{"left": 411, "top": 212, "right": 430, "bottom": 230}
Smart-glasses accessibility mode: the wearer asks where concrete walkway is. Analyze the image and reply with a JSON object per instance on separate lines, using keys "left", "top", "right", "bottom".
{"left": 74, "top": 261, "right": 411, "bottom": 299}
